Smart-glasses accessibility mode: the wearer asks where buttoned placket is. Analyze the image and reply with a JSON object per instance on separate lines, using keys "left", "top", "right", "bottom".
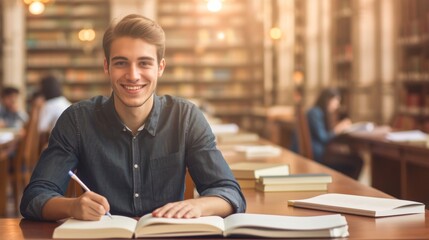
{"left": 123, "top": 126, "right": 143, "bottom": 213}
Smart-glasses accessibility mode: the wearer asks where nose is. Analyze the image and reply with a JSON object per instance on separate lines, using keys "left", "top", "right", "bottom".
{"left": 127, "top": 64, "right": 140, "bottom": 81}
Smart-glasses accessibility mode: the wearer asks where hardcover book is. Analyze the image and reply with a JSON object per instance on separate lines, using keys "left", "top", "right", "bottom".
{"left": 289, "top": 193, "right": 425, "bottom": 217}
{"left": 229, "top": 162, "right": 289, "bottom": 179}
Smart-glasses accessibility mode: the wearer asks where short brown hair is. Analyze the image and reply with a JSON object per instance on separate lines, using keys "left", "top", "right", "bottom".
{"left": 103, "top": 14, "right": 165, "bottom": 66}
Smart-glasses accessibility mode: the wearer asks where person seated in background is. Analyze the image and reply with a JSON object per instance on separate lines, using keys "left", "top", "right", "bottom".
{"left": 0, "top": 86, "right": 28, "bottom": 131}
{"left": 291, "top": 87, "right": 363, "bottom": 179}
{"left": 37, "top": 75, "right": 71, "bottom": 133}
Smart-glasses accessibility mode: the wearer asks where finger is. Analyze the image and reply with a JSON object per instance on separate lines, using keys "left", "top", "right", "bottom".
{"left": 80, "top": 193, "right": 107, "bottom": 217}
{"left": 173, "top": 204, "right": 193, "bottom": 218}
{"left": 87, "top": 192, "right": 111, "bottom": 214}
{"left": 153, "top": 202, "right": 180, "bottom": 218}
{"left": 163, "top": 202, "right": 188, "bottom": 218}
{"left": 183, "top": 207, "right": 202, "bottom": 219}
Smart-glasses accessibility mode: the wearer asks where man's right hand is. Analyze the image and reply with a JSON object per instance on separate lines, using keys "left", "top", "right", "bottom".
{"left": 42, "top": 192, "right": 110, "bottom": 221}
{"left": 70, "top": 192, "right": 111, "bottom": 220}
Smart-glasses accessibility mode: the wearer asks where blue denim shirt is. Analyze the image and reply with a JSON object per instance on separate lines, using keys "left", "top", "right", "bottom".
{"left": 20, "top": 94, "right": 246, "bottom": 220}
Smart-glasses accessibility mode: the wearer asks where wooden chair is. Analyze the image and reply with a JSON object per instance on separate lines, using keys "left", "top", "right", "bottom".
{"left": 294, "top": 104, "right": 314, "bottom": 160}
{"left": 12, "top": 99, "right": 43, "bottom": 212}
{"left": 184, "top": 169, "right": 195, "bottom": 200}
{"left": 0, "top": 138, "right": 18, "bottom": 216}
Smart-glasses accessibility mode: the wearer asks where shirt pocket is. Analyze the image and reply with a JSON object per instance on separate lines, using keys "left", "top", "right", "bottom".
{"left": 150, "top": 152, "right": 185, "bottom": 202}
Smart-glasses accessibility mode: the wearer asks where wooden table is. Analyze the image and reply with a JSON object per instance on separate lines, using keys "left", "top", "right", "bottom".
{"left": 1, "top": 143, "right": 428, "bottom": 239}
{"left": 343, "top": 129, "right": 429, "bottom": 208}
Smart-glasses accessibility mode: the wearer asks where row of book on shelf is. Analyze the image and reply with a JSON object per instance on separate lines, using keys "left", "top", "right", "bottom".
{"left": 51, "top": 122, "right": 426, "bottom": 239}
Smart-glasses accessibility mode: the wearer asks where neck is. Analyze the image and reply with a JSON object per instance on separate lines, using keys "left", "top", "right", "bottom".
{"left": 114, "top": 95, "right": 154, "bottom": 135}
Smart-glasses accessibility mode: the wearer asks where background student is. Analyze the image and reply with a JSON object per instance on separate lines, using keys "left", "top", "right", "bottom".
{"left": 37, "top": 75, "right": 71, "bottom": 133}
{"left": 292, "top": 88, "right": 363, "bottom": 179}
{"left": 20, "top": 14, "right": 245, "bottom": 221}
{"left": 0, "top": 86, "right": 28, "bottom": 130}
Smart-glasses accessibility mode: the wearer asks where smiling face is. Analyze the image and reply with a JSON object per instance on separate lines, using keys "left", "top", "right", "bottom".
{"left": 104, "top": 37, "right": 165, "bottom": 112}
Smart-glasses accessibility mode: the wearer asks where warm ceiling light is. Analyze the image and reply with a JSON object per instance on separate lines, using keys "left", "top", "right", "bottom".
{"left": 29, "top": 1, "right": 45, "bottom": 15}
{"left": 216, "top": 31, "right": 225, "bottom": 40}
{"left": 207, "top": 0, "right": 222, "bottom": 12}
{"left": 78, "top": 28, "right": 96, "bottom": 42}
{"left": 270, "top": 27, "right": 282, "bottom": 40}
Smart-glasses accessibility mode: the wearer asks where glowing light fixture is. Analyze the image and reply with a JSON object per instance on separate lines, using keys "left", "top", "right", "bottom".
{"left": 78, "top": 28, "right": 96, "bottom": 42}
{"left": 216, "top": 31, "right": 225, "bottom": 40}
{"left": 29, "top": 1, "right": 45, "bottom": 15}
{"left": 207, "top": 0, "right": 222, "bottom": 12}
{"left": 270, "top": 27, "right": 282, "bottom": 40}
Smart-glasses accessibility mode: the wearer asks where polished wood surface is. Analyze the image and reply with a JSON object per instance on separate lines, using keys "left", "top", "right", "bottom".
{"left": 1, "top": 142, "right": 428, "bottom": 239}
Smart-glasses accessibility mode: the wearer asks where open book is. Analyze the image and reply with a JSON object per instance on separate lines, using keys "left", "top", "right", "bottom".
{"left": 53, "top": 213, "right": 349, "bottom": 239}
{"left": 289, "top": 193, "right": 425, "bottom": 217}
{"left": 385, "top": 130, "right": 428, "bottom": 143}
{"left": 342, "top": 121, "right": 375, "bottom": 134}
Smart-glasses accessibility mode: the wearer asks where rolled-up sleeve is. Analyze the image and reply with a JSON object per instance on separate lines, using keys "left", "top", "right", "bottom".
{"left": 20, "top": 107, "right": 79, "bottom": 220}
{"left": 185, "top": 105, "right": 246, "bottom": 213}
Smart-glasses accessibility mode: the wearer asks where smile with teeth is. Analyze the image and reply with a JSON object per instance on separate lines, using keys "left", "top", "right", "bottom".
{"left": 123, "top": 85, "right": 144, "bottom": 90}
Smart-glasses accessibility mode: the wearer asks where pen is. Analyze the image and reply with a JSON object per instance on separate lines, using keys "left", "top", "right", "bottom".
{"left": 68, "top": 170, "right": 113, "bottom": 218}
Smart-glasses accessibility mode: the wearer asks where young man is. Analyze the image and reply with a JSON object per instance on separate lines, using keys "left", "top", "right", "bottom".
{"left": 20, "top": 14, "right": 246, "bottom": 221}
{"left": 0, "top": 86, "right": 28, "bottom": 129}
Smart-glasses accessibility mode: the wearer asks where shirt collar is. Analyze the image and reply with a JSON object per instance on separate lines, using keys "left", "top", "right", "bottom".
{"left": 102, "top": 94, "right": 160, "bottom": 137}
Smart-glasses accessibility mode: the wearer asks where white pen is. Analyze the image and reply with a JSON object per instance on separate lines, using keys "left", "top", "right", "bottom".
{"left": 68, "top": 170, "right": 113, "bottom": 218}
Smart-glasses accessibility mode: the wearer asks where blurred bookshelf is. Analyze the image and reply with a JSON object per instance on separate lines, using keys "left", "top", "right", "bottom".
{"left": 0, "top": 0, "right": 3, "bottom": 90}
{"left": 332, "top": 0, "right": 355, "bottom": 119}
{"left": 293, "top": 0, "right": 306, "bottom": 92}
{"left": 25, "top": 0, "right": 110, "bottom": 102}
{"left": 393, "top": 0, "right": 429, "bottom": 133}
{"left": 156, "top": 0, "right": 264, "bottom": 127}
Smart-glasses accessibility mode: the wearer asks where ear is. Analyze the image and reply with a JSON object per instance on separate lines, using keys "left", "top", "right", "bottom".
{"left": 103, "top": 58, "right": 109, "bottom": 75}
{"left": 157, "top": 58, "right": 166, "bottom": 77}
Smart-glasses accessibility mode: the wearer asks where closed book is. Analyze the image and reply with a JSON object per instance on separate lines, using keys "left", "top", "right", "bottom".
{"left": 216, "top": 132, "right": 259, "bottom": 144}
{"left": 259, "top": 173, "right": 332, "bottom": 185}
{"left": 289, "top": 193, "right": 425, "bottom": 217}
{"left": 255, "top": 182, "right": 328, "bottom": 192}
{"left": 234, "top": 145, "right": 282, "bottom": 158}
{"left": 236, "top": 179, "right": 256, "bottom": 188}
{"left": 53, "top": 213, "right": 349, "bottom": 238}
{"left": 229, "top": 162, "right": 289, "bottom": 179}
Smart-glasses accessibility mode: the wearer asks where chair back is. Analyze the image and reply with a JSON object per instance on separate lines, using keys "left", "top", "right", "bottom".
{"left": 184, "top": 169, "right": 195, "bottom": 199}
{"left": 295, "top": 104, "right": 314, "bottom": 160}
{"left": 13, "top": 99, "right": 43, "bottom": 211}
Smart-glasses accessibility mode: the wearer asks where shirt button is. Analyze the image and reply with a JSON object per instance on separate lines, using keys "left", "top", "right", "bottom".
{"left": 133, "top": 137, "right": 136, "bottom": 140}
{"left": 134, "top": 164, "right": 138, "bottom": 169}
{"left": 122, "top": 128, "right": 126, "bottom": 132}
{"left": 134, "top": 193, "right": 139, "bottom": 198}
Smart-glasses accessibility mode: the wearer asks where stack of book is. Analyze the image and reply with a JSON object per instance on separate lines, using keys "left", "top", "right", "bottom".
{"left": 255, "top": 173, "right": 332, "bottom": 192}
{"left": 233, "top": 145, "right": 282, "bottom": 158}
{"left": 229, "top": 162, "right": 290, "bottom": 189}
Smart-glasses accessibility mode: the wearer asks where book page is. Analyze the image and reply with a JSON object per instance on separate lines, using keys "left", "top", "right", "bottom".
{"left": 385, "top": 130, "right": 428, "bottom": 142}
{"left": 134, "top": 214, "right": 225, "bottom": 238}
{"left": 53, "top": 215, "right": 137, "bottom": 239}
{"left": 342, "top": 122, "right": 374, "bottom": 134}
{"left": 224, "top": 213, "right": 348, "bottom": 233}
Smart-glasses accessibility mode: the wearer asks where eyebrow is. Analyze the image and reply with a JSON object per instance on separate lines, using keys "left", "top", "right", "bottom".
{"left": 111, "top": 56, "right": 156, "bottom": 62}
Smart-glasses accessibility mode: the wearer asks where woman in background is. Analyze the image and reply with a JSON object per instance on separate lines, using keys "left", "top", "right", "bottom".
{"left": 292, "top": 88, "right": 363, "bottom": 179}
{"left": 308, "top": 88, "right": 351, "bottom": 162}
{"left": 38, "top": 75, "right": 71, "bottom": 133}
